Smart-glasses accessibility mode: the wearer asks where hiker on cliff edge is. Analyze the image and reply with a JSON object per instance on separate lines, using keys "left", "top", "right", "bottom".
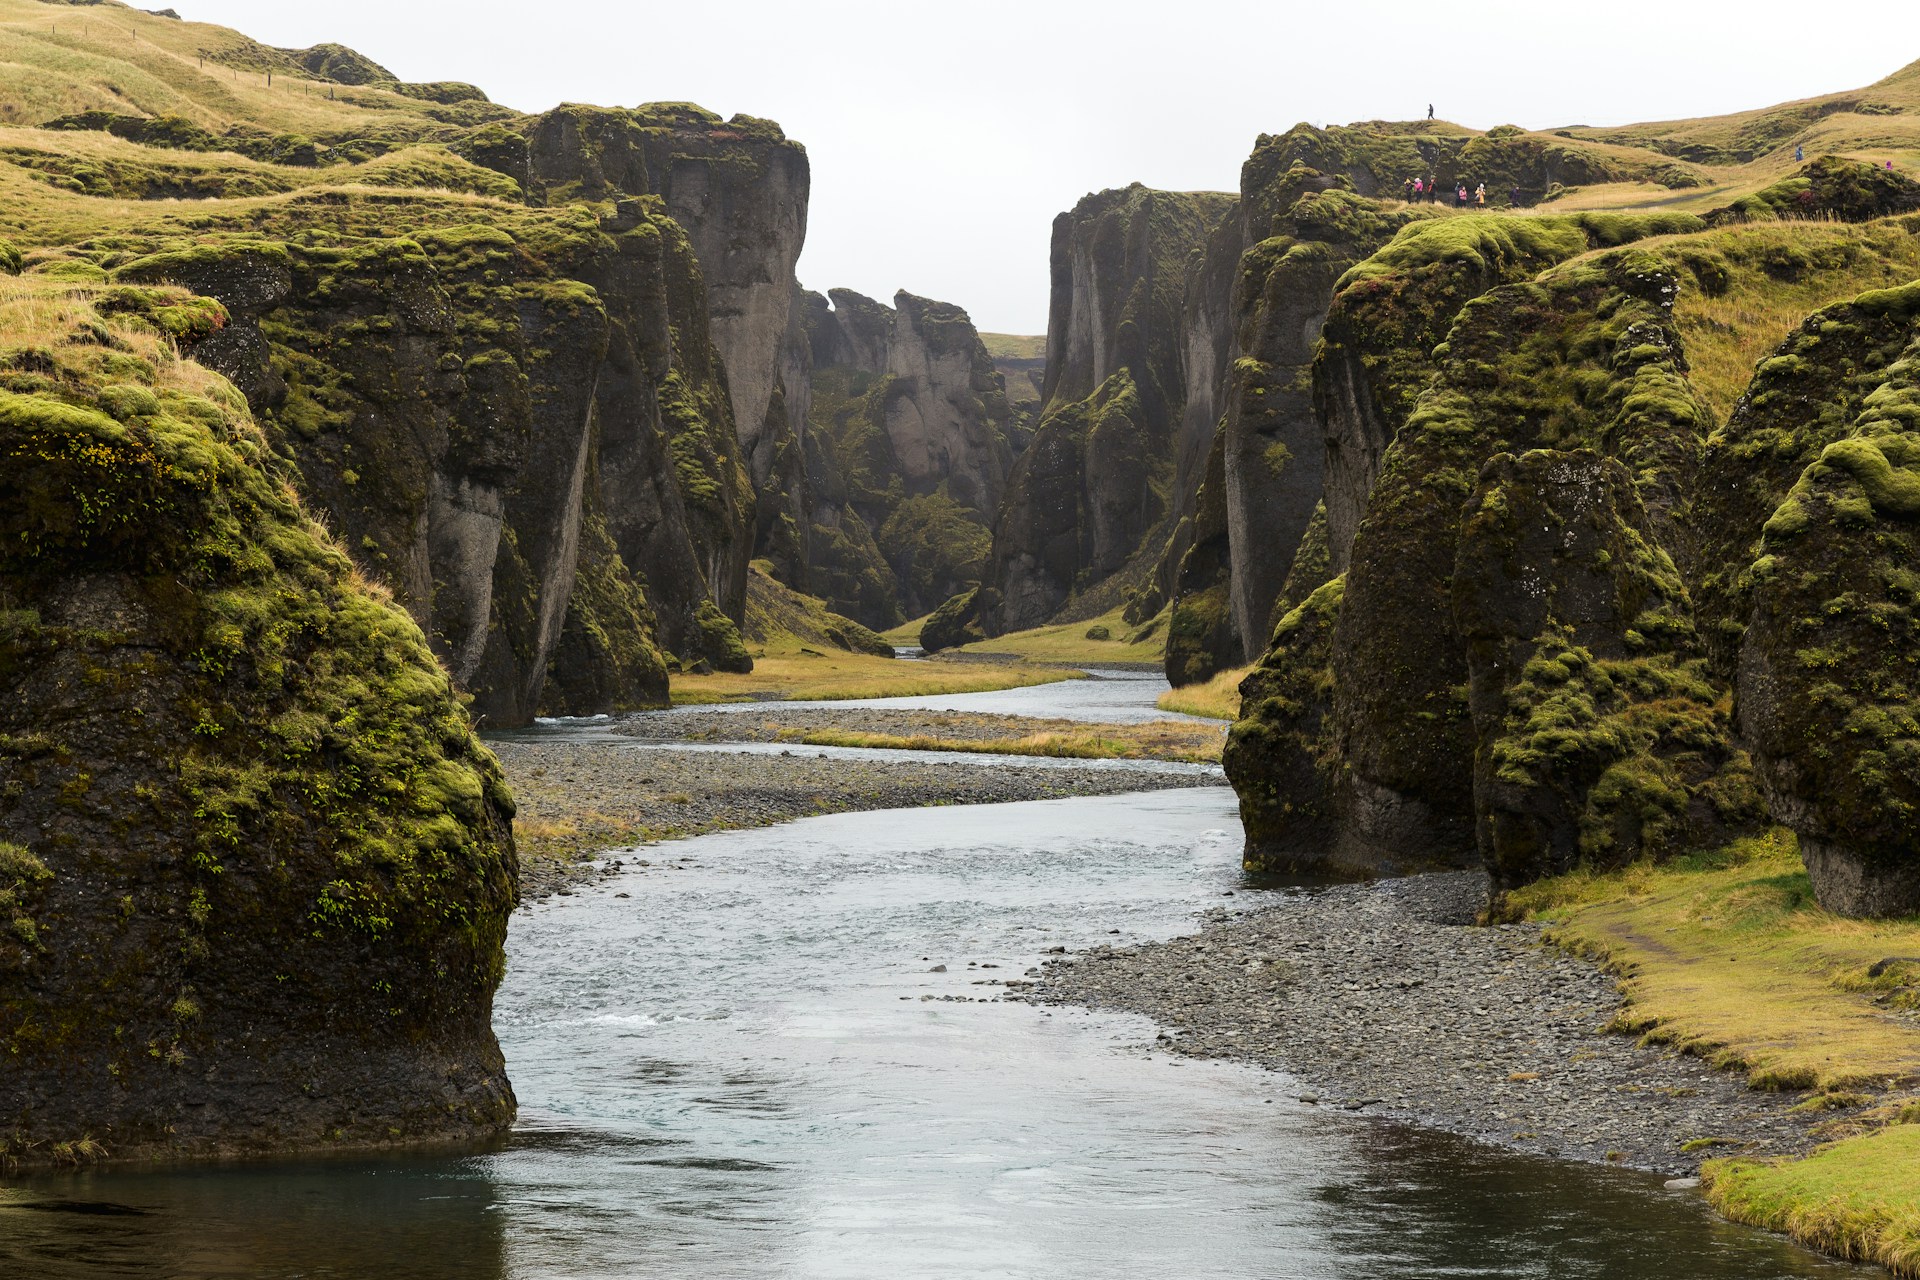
{"left": 1427, "top": 103, "right": 1435, "bottom": 120}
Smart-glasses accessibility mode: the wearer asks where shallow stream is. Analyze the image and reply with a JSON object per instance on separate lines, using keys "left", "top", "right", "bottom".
{"left": 0, "top": 676, "right": 1875, "bottom": 1278}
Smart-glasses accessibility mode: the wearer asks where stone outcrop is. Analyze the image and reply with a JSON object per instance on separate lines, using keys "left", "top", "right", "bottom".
{"left": 0, "top": 281, "right": 516, "bottom": 1166}
{"left": 1454, "top": 450, "right": 1756, "bottom": 896}
{"left": 956, "top": 184, "right": 1233, "bottom": 640}
{"left": 1707, "top": 284, "right": 1920, "bottom": 916}
{"left": 802, "top": 288, "right": 1016, "bottom": 626}
{"left": 1226, "top": 246, "right": 1745, "bottom": 886}
{"left": 1220, "top": 165, "right": 1920, "bottom": 914}
{"left": 111, "top": 192, "right": 753, "bottom": 727}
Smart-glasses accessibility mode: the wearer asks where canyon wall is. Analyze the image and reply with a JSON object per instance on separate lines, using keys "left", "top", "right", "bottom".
{"left": 802, "top": 288, "right": 1017, "bottom": 626}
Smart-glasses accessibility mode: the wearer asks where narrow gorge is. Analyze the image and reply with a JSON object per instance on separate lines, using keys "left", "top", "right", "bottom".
{"left": 8, "top": 2, "right": 1920, "bottom": 1276}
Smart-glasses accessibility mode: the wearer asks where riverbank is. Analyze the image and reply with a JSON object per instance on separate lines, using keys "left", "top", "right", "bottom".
{"left": 667, "top": 651, "right": 1077, "bottom": 705}
{"left": 494, "top": 740, "right": 1224, "bottom": 899}
{"left": 609, "top": 707, "right": 1225, "bottom": 762}
{"left": 1017, "top": 870, "right": 1844, "bottom": 1176}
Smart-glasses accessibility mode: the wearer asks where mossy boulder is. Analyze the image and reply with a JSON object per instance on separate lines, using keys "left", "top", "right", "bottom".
{"left": 1455, "top": 450, "right": 1759, "bottom": 898}
{"left": 1708, "top": 157, "right": 1920, "bottom": 226}
{"left": 0, "top": 281, "right": 515, "bottom": 1166}
{"left": 921, "top": 585, "right": 994, "bottom": 654}
{"left": 1733, "top": 289, "right": 1920, "bottom": 915}
{"left": 1327, "top": 251, "right": 1711, "bottom": 874}
{"left": 1223, "top": 575, "right": 1346, "bottom": 872}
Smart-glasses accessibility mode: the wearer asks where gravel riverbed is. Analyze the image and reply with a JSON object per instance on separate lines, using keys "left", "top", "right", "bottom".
{"left": 494, "top": 739, "right": 1224, "bottom": 900}
{"left": 1016, "top": 871, "right": 1832, "bottom": 1175}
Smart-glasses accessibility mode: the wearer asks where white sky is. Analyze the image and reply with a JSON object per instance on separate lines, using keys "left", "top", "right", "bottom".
{"left": 172, "top": 1, "right": 1919, "bottom": 334}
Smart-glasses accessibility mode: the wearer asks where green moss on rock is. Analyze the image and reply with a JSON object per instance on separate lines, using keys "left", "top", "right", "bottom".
{"left": 0, "top": 281, "right": 515, "bottom": 1167}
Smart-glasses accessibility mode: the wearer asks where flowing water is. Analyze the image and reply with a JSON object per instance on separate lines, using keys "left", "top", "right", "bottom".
{"left": 0, "top": 675, "right": 1877, "bottom": 1278}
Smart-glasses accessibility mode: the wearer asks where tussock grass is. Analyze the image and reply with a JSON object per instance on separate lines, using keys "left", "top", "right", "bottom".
{"left": 669, "top": 653, "right": 1075, "bottom": 706}
{"left": 947, "top": 605, "right": 1168, "bottom": 665}
{"left": 1157, "top": 665, "right": 1250, "bottom": 720}
{"left": 1706, "top": 1126, "right": 1920, "bottom": 1277}
{"left": 794, "top": 719, "right": 1224, "bottom": 764}
{"left": 1508, "top": 827, "right": 1920, "bottom": 1093}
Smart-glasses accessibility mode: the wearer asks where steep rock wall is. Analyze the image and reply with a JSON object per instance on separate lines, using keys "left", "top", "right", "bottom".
{"left": 970, "top": 184, "right": 1233, "bottom": 636}
{"left": 0, "top": 281, "right": 516, "bottom": 1165}
{"left": 111, "top": 193, "right": 753, "bottom": 726}
{"left": 802, "top": 288, "right": 1014, "bottom": 625}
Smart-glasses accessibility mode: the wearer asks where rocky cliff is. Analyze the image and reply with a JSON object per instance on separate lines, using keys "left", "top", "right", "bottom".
{"left": 0, "top": 61, "right": 834, "bottom": 724}
{"left": 0, "top": 278, "right": 516, "bottom": 1166}
{"left": 801, "top": 288, "right": 1016, "bottom": 626}
{"left": 939, "top": 184, "right": 1234, "bottom": 645}
{"left": 1221, "top": 159, "right": 1920, "bottom": 915}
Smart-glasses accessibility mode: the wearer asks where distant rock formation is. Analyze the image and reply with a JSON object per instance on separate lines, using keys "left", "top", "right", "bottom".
{"left": 802, "top": 288, "right": 1016, "bottom": 627}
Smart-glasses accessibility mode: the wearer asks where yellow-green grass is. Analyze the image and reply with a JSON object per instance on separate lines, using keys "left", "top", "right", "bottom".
{"left": 978, "top": 333, "right": 1045, "bottom": 359}
{"left": 668, "top": 652, "right": 1075, "bottom": 706}
{"left": 1664, "top": 219, "right": 1920, "bottom": 423}
{"left": 793, "top": 719, "right": 1224, "bottom": 764}
{"left": 1706, "top": 1125, "right": 1920, "bottom": 1277}
{"left": 947, "top": 605, "right": 1168, "bottom": 665}
{"left": 0, "top": 0, "right": 479, "bottom": 136}
{"left": 1508, "top": 828, "right": 1920, "bottom": 1093}
{"left": 880, "top": 613, "right": 932, "bottom": 646}
{"left": 1157, "top": 665, "right": 1250, "bottom": 720}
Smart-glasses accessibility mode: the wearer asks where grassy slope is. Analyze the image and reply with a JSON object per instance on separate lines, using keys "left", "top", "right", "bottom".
{"left": 0, "top": 0, "right": 475, "bottom": 136}
{"left": 1157, "top": 665, "right": 1250, "bottom": 720}
{"left": 1509, "top": 834, "right": 1920, "bottom": 1273}
{"left": 944, "top": 604, "right": 1169, "bottom": 665}
{"left": 978, "top": 332, "right": 1045, "bottom": 359}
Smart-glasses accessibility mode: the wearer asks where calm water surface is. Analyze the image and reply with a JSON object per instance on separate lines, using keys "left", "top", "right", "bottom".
{"left": 0, "top": 677, "right": 1876, "bottom": 1278}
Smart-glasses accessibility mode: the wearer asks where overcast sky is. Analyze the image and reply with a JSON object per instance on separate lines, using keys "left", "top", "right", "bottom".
{"left": 173, "top": 1, "right": 1918, "bottom": 334}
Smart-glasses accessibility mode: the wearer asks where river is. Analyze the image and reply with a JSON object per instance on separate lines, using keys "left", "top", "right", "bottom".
{"left": 0, "top": 673, "right": 1874, "bottom": 1278}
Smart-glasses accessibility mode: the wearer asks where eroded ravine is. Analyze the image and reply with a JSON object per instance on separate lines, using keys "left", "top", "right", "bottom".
{"left": 0, "top": 676, "right": 1875, "bottom": 1278}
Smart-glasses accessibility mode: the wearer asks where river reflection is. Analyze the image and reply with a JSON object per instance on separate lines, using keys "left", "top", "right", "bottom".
{"left": 1, "top": 787, "right": 1878, "bottom": 1278}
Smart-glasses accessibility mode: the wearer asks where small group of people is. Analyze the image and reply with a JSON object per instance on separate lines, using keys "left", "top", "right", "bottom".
{"left": 1403, "top": 176, "right": 1488, "bottom": 206}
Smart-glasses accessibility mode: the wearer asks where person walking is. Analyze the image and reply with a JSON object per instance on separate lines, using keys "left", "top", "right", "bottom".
{"left": 1474, "top": 182, "right": 1487, "bottom": 205}
{"left": 1428, "top": 103, "right": 1435, "bottom": 121}
{"left": 1426, "top": 175, "right": 1438, "bottom": 203}
{"left": 1456, "top": 183, "right": 1469, "bottom": 207}
{"left": 1795, "top": 143, "right": 1805, "bottom": 163}
{"left": 1404, "top": 177, "right": 1416, "bottom": 201}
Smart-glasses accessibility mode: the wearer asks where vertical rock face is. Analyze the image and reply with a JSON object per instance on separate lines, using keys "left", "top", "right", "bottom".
{"left": 800, "top": 288, "right": 1015, "bottom": 625}
{"left": 1331, "top": 253, "right": 1710, "bottom": 874}
{"left": 1226, "top": 241, "right": 1756, "bottom": 887}
{"left": 1454, "top": 451, "right": 1755, "bottom": 896}
{"left": 969, "top": 184, "right": 1234, "bottom": 636}
{"left": 115, "top": 194, "right": 753, "bottom": 727}
{"left": 517, "top": 104, "right": 811, "bottom": 461}
{"left": 1214, "top": 170, "right": 1427, "bottom": 673}
{"left": 0, "top": 282, "right": 516, "bottom": 1165}
{"left": 1714, "top": 286, "right": 1920, "bottom": 916}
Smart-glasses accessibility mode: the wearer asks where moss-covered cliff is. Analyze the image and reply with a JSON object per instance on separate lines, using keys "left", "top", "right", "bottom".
{"left": 953, "top": 184, "right": 1233, "bottom": 643}
{"left": 0, "top": 278, "right": 515, "bottom": 1166}
{"left": 801, "top": 289, "right": 1014, "bottom": 629}
{"left": 1221, "top": 172, "right": 1920, "bottom": 914}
